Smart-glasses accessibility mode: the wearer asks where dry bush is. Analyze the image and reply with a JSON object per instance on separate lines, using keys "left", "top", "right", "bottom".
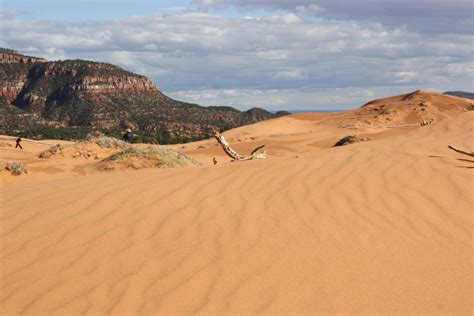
{"left": 39, "top": 144, "right": 63, "bottom": 158}
{"left": 98, "top": 146, "right": 201, "bottom": 170}
{"left": 72, "top": 149, "right": 99, "bottom": 159}
{"left": 5, "top": 162, "right": 28, "bottom": 175}
{"left": 86, "top": 133, "right": 129, "bottom": 149}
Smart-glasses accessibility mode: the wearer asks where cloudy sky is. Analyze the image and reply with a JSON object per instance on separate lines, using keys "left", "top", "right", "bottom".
{"left": 1, "top": 0, "right": 473, "bottom": 110}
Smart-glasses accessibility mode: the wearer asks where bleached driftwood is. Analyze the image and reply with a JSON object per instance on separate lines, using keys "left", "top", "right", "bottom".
{"left": 420, "top": 120, "right": 433, "bottom": 126}
{"left": 448, "top": 145, "right": 474, "bottom": 157}
{"left": 214, "top": 132, "right": 266, "bottom": 161}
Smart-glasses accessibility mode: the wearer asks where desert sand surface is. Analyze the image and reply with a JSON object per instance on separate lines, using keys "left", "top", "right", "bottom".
{"left": 1, "top": 91, "right": 473, "bottom": 315}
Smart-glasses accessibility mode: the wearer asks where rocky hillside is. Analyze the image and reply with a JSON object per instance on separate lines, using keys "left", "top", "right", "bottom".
{"left": 444, "top": 91, "right": 474, "bottom": 100}
{"left": 0, "top": 48, "right": 284, "bottom": 143}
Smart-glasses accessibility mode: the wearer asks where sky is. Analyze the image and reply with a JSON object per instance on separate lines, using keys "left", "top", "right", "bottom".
{"left": 0, "top": 0, "right": 473, "bottom": 110}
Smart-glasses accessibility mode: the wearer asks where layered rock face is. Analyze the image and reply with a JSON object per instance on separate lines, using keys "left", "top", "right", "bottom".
{"left": 9, "top": 59, "right": 161, "bottom": 112}
{"left": 28, "top": 61, "right": 157, "bottom": 93}
{"left": 0, "top": 49, "right": 46, "bottom": 64}
{"left": 1, "top": 78, "right": 28, "bottom": 104}
{"left": 0, "top": 51, "right": 158, "bottom": 108}
{"left": 67, "top": 76, "right": 157, "bottom": 93}
{"left": 0, "top": 49, "right": 46, "bottom": 104}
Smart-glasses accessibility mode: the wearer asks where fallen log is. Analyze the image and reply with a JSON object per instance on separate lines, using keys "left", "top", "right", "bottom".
{"left": 214, "top": 132, "right": 266, "bottom": 161}
{"left": 448, "top": 145, "right": 474, "bottom": 157}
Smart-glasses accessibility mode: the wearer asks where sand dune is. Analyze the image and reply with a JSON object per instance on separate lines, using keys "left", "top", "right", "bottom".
{"left": 312, "top": 90, "right": 473, "bottom": 127}
{"left": 1, "top": 96, "right": 473, "bottom": 314}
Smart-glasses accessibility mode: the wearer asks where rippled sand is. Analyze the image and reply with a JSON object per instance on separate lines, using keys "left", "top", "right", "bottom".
{"left": 1, "top": 109, "right": 473, "bottom": 314}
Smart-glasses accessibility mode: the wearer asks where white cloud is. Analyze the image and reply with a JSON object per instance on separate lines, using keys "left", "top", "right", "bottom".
{"left": 169, "top": 84, "right": 470, "bottom": 111}
{"left": 193, "top": 0, "right": 473, "bottom": 34}
{"left": 1, "top": 11, "right": 472, "bottom": 110}
{"left": 273, "top": 69, "right": 308, "bottom": 80}
{"left": 260, "top": 12, "right": 302, "bottom": 24}
{"left": 295, "top": 4, "right": 325, "bottom": 15}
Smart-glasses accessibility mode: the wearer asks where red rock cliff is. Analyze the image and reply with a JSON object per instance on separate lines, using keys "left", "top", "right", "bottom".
{"left": 0, "top": 50, "right": 46, "bottom": 104}
{"left": 67, "top": 76, "right": 158, "bottom": 94}
{"left": 0, "top": 53, "right": 46, "bottom": 64}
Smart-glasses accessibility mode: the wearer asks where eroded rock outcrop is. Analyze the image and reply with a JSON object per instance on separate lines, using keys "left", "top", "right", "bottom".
{"left": 67, "top": 76, "right": 157, "bottom": 93}
{"left": 0, "top": 49, "right": 45, "bottom": 104}
{"left": 1, "top": 79, "right": 28, "bottom": 104}
{"left": 0, "top": 48, "right": 46, "bottom": 64}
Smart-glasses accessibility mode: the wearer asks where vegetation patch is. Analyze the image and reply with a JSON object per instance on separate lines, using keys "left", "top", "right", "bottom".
{"left": 86, "top": 133, "right": 129, "bottom": 149}
{"left": 39, "top": 144, "right": 64, "bottom": 158}
{"left": 4, "top": 161, "right": 29, "bottom": 175}
{"left": 97, "top": 146, "right": 201, "bottom": 171}
{"left": 71, "top": 148, "right": 99, "bottom": 159}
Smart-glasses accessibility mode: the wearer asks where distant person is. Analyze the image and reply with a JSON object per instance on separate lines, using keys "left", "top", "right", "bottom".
{"left": 15, "top": 136, "right": 23, "bottom": 149}
{"left": 122, "top": 128, "right": 134, "bottom": 143}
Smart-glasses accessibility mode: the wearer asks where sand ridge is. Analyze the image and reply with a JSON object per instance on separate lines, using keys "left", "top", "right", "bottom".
{"left": 309, "top": 90, "right": 473, "bottom": 127}
{"left": 0, "top": 92, "right": 473, "bottom": 314}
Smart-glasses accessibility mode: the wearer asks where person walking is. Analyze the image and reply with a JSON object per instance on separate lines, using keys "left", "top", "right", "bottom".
{"left": 15, "top": 136, "right": 23, "bottom": 149}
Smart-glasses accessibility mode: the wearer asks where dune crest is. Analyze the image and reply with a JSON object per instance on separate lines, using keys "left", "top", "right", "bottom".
{"left": 314, "top": 90, "right": 473, "bottom": 127}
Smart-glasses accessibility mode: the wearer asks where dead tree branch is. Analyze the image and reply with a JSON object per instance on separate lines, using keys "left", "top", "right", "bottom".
{"left": 250, "top": 145, "right": 266, "bottom": 155}
{"left": 214, "top": 132, "right": 266, "bottom": 161}
{"left": 448, "top": 145, "right": 474, "bottom": 157}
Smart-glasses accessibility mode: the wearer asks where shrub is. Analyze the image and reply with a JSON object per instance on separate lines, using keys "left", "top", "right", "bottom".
{"left": 86, "top": 133, "right": 129, "bottom": 149}
{"left": 39, "top": 144, "right": 63, "bottom": 158}
{"left": 98, "top": 145, "right": 201, "bottom": 170}
{"left": 5, "top": 161, "right": 29, "bottom": 175}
